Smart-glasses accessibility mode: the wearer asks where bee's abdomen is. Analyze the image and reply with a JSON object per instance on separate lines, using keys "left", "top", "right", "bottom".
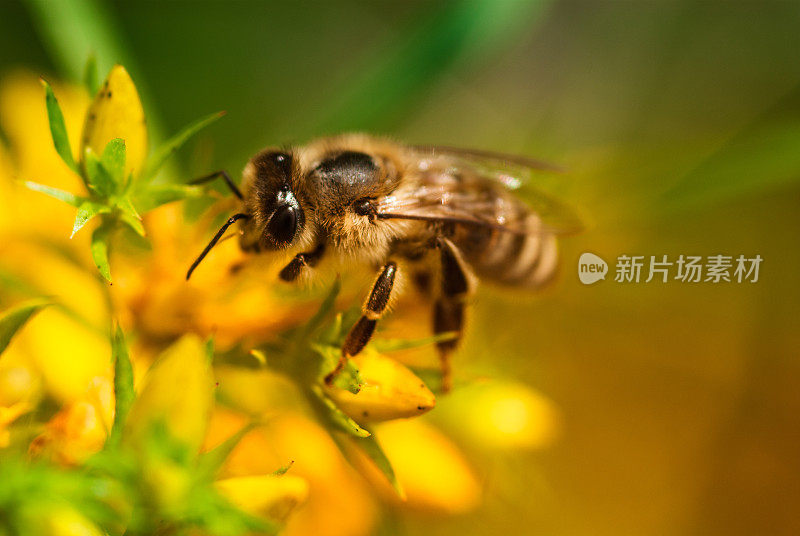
{"left": 455, "top": 210, "right": 558, "bottom": 289}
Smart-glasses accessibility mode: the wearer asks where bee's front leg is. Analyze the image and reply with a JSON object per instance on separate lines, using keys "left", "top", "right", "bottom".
{"left": 325, "top": 261, "right": 397, "bottom": 385}
{"left": 278, "top": 243, "right": 326, "bottom": 282}
{"left": 188, "top": 170, "right": 243, "bottom": 200}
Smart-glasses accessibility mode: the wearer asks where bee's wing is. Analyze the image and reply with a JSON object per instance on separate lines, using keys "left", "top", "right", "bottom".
{"left": 411, "top": 145, "right": 565, "bottom": 175}
{"left": 376, "top": 191, "right": 528, "bottom": 234}
{"left": 376, "top": 147, "right": 582, "bottom": 235}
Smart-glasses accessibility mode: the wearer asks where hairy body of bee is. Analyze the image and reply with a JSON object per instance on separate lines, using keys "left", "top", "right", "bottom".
{"left": 453, "top": 204, "right": 558, "bottom": 289}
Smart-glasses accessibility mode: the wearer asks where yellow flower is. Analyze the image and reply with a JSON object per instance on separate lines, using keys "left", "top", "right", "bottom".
{"left": 0, "top": 66, "right": 564, "bottom": 536}
{"left": 109, "top": 200, "right": 325, "bottom": 349}
{"left": 0, "top": 72, "right": 111, "bottom": 406}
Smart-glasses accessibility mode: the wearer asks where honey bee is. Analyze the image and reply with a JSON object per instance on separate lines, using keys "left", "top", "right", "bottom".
{"left": 187, "top": 134, "right": 580, "bottom": 391}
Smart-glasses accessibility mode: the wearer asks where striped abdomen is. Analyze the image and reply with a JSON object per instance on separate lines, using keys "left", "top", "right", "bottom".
{"left": 452, "top": 193, "right": 559, "bottom": 289}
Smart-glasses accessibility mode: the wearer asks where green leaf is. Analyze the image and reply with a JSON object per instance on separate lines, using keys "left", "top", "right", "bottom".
{"left": 118, "top": 213, "right": 144, "bottom": 237}
{"left": 41, "top": 78, "right": 79, "bottom": 173}
{"left": 372, "top": 331, "right": 459, "bottom": 353}
{"left": 350, "top": 432, "right": 405, "bottom": 499}
{"left": 83, "top": 54, "right": 99, "bottom": 96}
{"left": 310, "top": 385, "right": 370, "bottom": 438}
{"left": 0, "top": 300, "right": 50, "bottom": 357}
{"left": 115, "top": 196, "right": 144, "bottom": 236}
{"left": 101, "top": 138, "right": 126, "bottom": 187}
{"left": 71, "top": 199, "right": 110, "bottom": 238}
{"left": 197, "top": 422, "right": 256, "bottom": 479}
{"left": 140, "top": 111, "right": 225, "bottom": 181}
{"left": 83, "top": 147, "right": 116, "bottom": 198}
{"left": 312, "top": 344, "right": 361, "bottom": 394}
{"left": 133, "top": 183, "right": 204, "bottom": 212}
{"left": 24, "top": 181, "right": 86, "bottom": 207}
{"left": 107, "top": 324, "right": 134, "bottom": 446}
{"left": 90, "top": 222, "right": 112, "bottom": 282}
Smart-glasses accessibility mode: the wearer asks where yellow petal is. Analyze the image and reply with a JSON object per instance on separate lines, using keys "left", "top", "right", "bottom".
{"left": 324, "top": 350, "right": 435, "bottom": 423}
{"left": 215, "top": 475, "right": 309, "bottom": 524}
{"left": 1, "top": 240, "right": 109, "bottom": 331}
{"left": 4, "top": 308, "right": 110, "bottom": 403}
{"left": 81, "top": 65, "right": 147, "bottom": 177}
{"left": 125, "top": 335, "right": 213, "bottom": 453}
{"left": 374, "top": 419, "right": 481, "bottom": 514}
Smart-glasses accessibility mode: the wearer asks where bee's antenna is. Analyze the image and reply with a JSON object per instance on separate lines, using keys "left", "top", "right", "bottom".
{"left": 186, "top": 213, "right": 250, "bottom": 280}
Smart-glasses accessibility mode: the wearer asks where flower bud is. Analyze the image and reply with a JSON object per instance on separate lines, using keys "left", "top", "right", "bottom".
{"left": 81, "top": 65, "right": 147, "bottom": 178}
{"left": 125, "top": 335, "right": 214, "bottom": 454}
{"left": 325, "top": 350, "right": 435, "bottom": 424}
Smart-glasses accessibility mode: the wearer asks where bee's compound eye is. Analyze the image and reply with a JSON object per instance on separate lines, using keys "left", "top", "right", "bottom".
{"left": 267, "top": 204, "right": 299, "bottom": 246}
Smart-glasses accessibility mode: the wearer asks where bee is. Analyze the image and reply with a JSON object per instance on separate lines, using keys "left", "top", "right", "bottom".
{"left": 186, "top": 134, "right": 580, "bottom": 391}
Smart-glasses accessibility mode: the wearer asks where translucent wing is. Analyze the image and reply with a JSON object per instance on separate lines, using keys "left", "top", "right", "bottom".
{"left": 412, "top": 144, "right": 566, "bottom": 176}
{"left": 375, "top": 146, "right": 582, "bottom": 235}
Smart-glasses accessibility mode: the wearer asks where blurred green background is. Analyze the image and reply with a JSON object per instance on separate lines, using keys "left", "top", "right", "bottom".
{"left": 2, "top": 0, "right": 799, "bottom": 534}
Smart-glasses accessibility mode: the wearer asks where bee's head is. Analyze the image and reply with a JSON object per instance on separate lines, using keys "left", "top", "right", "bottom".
{"left": 243, "top": 150, "right": 307, "bottom": 250}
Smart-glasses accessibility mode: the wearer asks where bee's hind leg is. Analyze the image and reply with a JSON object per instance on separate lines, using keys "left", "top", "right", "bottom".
{"left": 325, "top": 261, "right": 397, "bottom": 386}
{"left": 434, "top": 238, "right": 473, "bottom": 393}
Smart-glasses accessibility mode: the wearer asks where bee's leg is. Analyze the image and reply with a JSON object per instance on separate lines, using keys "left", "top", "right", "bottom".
{"left": 188, "top": 170, "right": 243, "bottom": 200}
{"left": 434, "top": 238, "right": 473, "bottom": 393}
{"left": 278, "top": 243, "right": 326, "bottom": 282}
{"left": 325, "top": 261, "right": 397, "bottom": 385}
